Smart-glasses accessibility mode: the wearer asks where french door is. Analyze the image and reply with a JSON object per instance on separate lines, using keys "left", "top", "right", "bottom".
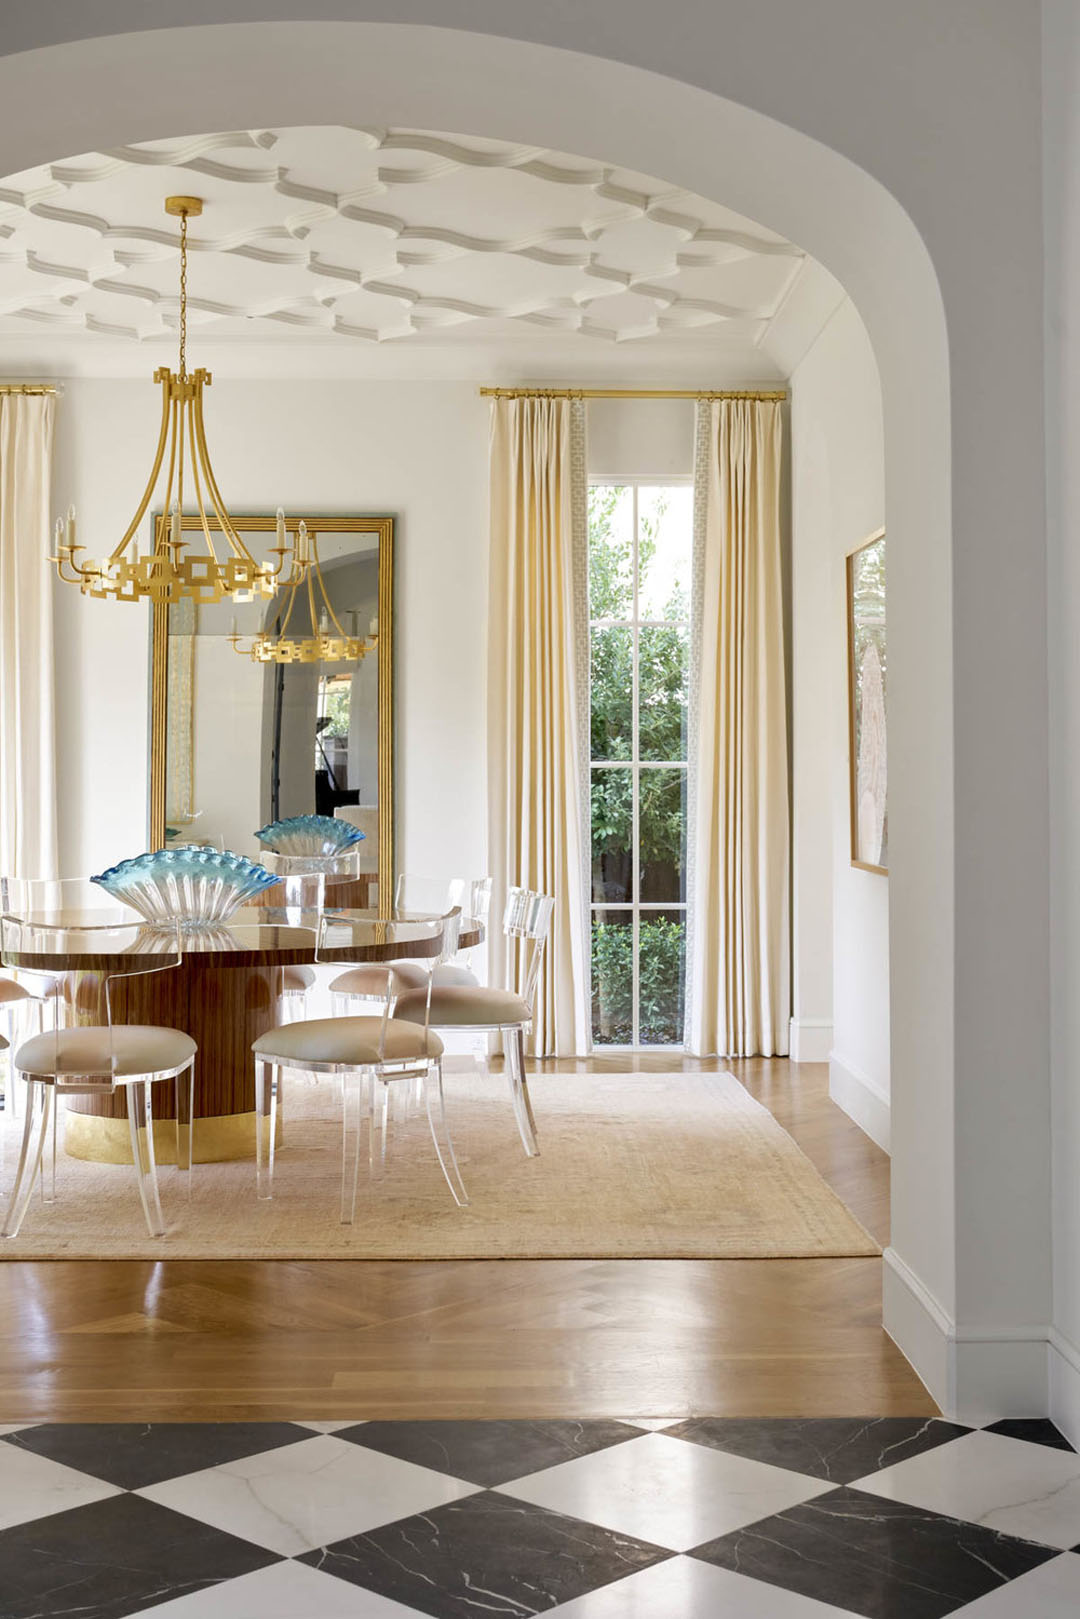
{"left": 588, "top": 480, "right": 692, "bottom": 1047}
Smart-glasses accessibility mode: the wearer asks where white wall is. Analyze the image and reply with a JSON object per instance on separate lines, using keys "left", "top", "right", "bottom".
{"left": 587, "top": 399, "right": 696, "bottom": 479}
{"left": 1044, "top": 0, "right": 1080, "bottom": 1448}
{"left": 790, "top": 299, "right": 890, "bottom": 1145}
{"left": 50, "top": 378, "right": 489, "bottom": 886}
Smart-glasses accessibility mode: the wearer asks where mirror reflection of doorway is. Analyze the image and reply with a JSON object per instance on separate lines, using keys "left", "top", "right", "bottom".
{"left": 266, "top": 549, "right": 380, "bottom": 824}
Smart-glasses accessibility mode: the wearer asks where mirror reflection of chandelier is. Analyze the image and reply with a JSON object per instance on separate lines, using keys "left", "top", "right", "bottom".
{"left": 229, "top": 522, "right": 378, "bottom": 665}
{"left": 49, "top": 196, "right": 305, "bottom": 605}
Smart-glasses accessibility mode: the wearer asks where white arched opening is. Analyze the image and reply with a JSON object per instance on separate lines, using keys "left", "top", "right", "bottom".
{"left": 0, "top": 14, "right": 1051, "bottom": 1421}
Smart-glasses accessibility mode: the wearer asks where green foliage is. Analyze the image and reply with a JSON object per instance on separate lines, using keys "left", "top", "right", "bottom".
{"left": 318, "top": 679, "right": 351, "bottom": 739}
{"left": 591, "top": 915, "right": 686, "bottom": 1045}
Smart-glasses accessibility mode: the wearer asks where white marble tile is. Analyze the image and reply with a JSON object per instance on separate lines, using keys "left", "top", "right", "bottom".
{"left": 0, "top": 1442, "right": 120, "bottom": 1530}
{"left": 146, "top": 1558, "right": 422, "bottom": 1617}
{"left": 0, "top": 1424, "right": 33, "bottom": 1436}
{"left": 853, "top": 1428, "right": 1080, "bottom": 1549}
{"left": 138, "top": 1433, "right": 478, "bottom": 1557}
{"left": 619, "top": 1418, "right": 681, "bottom": 1431}
{"left": 955, "top": 1552, "right": 1080, "bottom": 1615}
{"left": 295, "top": 1420, "right": 366, "bottom": 1433}
{"left": 496, "top": 1431, "right": 831, "bottom": 1552}
{"left": 548, "top": 1556, "right": 858, "bottom": 1616}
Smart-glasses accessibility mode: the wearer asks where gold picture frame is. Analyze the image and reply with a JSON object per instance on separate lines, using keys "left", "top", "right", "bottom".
{"left": 149, "top": 513, "right": 394, "bottom": 897}
{"left": 846, "top": 527, "right": 887, "bottom": 874}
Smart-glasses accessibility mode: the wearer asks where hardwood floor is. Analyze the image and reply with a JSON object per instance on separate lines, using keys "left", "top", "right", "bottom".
{"left": 0, "top": 1058, "right": 936, "bottom": 1421}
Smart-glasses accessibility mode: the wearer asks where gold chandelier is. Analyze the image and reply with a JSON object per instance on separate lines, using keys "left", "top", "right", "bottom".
{"left": 228, "top": 522, "right": 378, "bottom": 664}
{"left": 50, "top": 196, "right": 305, "bottom": 605}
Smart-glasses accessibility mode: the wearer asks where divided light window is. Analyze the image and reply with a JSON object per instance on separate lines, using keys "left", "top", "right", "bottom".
{"left": 589, "top": 481, "right": 691, "bottom": 1048}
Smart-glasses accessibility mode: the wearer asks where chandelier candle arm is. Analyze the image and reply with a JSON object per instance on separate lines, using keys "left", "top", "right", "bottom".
{"left": 50, "top": 195, "right": 306, "bottom": 606}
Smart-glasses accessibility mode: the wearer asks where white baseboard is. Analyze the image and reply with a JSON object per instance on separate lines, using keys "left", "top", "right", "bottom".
{"left": 883, "top": 1247, "right": 1051, "bottom": 1422}
{"left": 789, "top": 1018, "right": 833, "bottom": 1064}
{"left": 829, "top": 1049, "right": 890, "bottom": 1151}
{"left": 883, "top": 1247, "right": 953, "bottom": 1410}
{"left": 1050, "top": 1328, "right": 1080, "bottom": 1449}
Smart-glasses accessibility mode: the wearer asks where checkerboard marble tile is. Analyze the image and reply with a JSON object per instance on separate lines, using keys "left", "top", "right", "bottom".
{"left": 0, "top": 1417, "right": 1076, "bottom": 1617}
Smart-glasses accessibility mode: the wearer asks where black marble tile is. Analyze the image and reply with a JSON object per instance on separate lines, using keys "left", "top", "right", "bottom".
{"left": 0, "top": 1491, "right": 277, "bottom": 1619}
{"left": 984, "top": 1418, "right": 1077, "bottom": 1453}
{"left": 693, "top": 1485, "right": 1057, "bottom": 1619}
{"left": 666, "top": 1416, "right": 972, "bottom": 1485}
{"left": 2, "top": 1421, "right": 312, "bottom": 1488}
{"left": 339, "top": 1418, "right": 640, "bottom": 1487}
{"left": 302, "top": 1489, "right": 670, "bottom": 1619}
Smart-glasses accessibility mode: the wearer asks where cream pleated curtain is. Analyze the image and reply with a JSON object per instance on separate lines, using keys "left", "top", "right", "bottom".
{"left": 488, "top": 395, "right": 590, "bottom": 1056}
{"left": 686, "top": 397, "right": 789, "bottom": 1056}
{"left": 0, "top": 394, "right": 58, "bottom": 879}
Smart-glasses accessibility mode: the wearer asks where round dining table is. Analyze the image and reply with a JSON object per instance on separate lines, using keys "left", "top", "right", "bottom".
{"left": 6, "top": 907, "right": 483, "bottom": 1164}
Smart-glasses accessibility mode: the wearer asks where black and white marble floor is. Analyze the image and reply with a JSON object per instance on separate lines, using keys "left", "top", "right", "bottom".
{"left": 0, "top": 1416, "right": 1077, "bottom": 1616}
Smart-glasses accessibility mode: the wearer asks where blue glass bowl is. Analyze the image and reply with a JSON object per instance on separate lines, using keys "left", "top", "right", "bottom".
{"left": 254, "top": 815, "right": 366, "bottom": 858}
{"left": 91, "top": 848, "right": 280, "bottom": 929}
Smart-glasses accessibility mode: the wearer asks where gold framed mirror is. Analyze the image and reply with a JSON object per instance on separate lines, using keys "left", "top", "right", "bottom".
{"left": 149, "top": 514, "right": 393, "bottom": 900}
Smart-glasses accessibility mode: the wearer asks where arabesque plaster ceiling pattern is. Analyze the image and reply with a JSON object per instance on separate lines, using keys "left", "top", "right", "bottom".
{"left": 0, "top": 125, "right": 807, "bottom": 358}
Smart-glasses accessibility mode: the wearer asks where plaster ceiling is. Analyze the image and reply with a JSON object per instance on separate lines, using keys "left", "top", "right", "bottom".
{"left": 0, "top": 126, "right": 841, "bottom": 379}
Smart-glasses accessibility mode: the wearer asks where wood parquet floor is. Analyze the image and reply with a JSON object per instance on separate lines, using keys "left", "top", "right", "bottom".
{"left": 0, "top": 1058, "right": 937, "bottom": 1421}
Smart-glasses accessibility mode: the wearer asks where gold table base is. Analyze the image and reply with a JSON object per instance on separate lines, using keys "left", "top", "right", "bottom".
{"left": 63, "top": 1108, "right": 281, "bottom": 1165}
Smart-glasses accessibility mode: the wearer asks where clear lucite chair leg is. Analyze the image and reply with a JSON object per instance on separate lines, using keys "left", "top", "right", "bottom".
{"left": 176, "top": 1063, "right": 194, "bottom": 1192}
{"left": 340, "top": 1070, "right": 367, "bottom": 1225}
{"left": 3, "top": 1081, "right": 53, "bottom": 1238}
{"left": 255, "top": 1059, "right": 278, "bottom": 1200}
{"left": 41, "top": 1088, "right": 59, "bottom": 1204}
{"left": 373, "top": 1078, "right": 389, "bottom": 1170}
{"left": 503, "top": 1026, "right": 540, "bottom": 1158}
{"left": 127, "top": 1079, "right": 165, "bottom": 1238}
{"left": 424, "top": 1060, "right": 469, "bottom": 1207}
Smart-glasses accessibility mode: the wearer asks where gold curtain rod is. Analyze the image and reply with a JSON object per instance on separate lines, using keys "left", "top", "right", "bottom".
{"left": 0, "top": 383, "right": 59, "bottom": 395}
{"left": 480, "top": 386, "right": 786, "bottom": 401}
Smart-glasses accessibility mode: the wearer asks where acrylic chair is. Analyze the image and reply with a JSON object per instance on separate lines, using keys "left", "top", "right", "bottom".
{"left": 0, "top": 899, "right": 197, "bottom": 1238}
{"left": 393, "top": 886, "right": 554, "bottom": 1158}
{"left": 329, "top": 874, "right": 477, "bottom": 1010}
{"left": 252, "top": 907, "right": 467, "bottom": 1222}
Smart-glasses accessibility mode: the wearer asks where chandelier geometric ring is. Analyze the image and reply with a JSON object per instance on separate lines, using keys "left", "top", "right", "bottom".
{"left": 50, "top": 196, "right": 305, "bottom": 605}
{"left": 229, "top": 521, "right": 378, "bottom": 666}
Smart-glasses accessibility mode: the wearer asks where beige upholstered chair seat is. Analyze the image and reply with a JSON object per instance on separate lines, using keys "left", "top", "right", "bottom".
{"left": 281, "top": 966, "right": 316, "bottom": 993}
{"left": 331, "top": 960, "right": 478, "bottom": 998}
{"left": 394, "top": 985, "right": 532, "bottom": 1028}
{"left": 253, "top": 1016, "right": 443, "bottom": 1066}
{"left": 0, "top": 977, "right": 30, "bottom": 1005}
{"left": 16, "top": 1025, "right": 196, "bottom": 1079}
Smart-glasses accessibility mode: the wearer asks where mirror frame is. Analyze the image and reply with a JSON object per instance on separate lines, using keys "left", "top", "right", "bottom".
{"left": 149, "top": 512, "right": 394, "bottom": 898}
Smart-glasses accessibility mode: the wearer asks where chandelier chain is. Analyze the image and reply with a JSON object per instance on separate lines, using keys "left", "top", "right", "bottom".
{"left": 178, "top": 208, "right": 188, "bottom": 380}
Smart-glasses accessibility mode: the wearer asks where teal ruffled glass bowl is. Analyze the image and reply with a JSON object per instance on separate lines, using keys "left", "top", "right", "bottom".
{"left": 91, "top": 848, "right": 280, "bottom": 929}
{"left": 254, "top": 815, "right": 365, "bottom": 858}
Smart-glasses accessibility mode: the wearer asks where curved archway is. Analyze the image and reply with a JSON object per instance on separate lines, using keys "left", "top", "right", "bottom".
{"left": 0, "top": 16, "right": 1048, "bottom": 1419}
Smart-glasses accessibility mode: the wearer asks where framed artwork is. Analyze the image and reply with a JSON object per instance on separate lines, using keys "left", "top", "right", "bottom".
{"left": 847, "top": 527, "right": 887, "bottom": 873}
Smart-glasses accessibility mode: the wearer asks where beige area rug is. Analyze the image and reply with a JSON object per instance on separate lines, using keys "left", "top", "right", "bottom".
{"left": 0, "top": 1070, "right": 880, "bottom": 1260}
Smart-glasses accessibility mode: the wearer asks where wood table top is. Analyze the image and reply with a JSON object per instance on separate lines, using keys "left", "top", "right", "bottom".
{"left": 3, "top": 908, "right": 484, "bottom": 973}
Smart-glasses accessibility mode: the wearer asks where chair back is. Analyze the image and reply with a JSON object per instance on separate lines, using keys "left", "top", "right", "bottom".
{"left": 469, "top": 877, "right": 493, "bottom": 923}
{"left": 318, "top": 907, "right": 460, "bottom": 1063}
{"left": 0, "top": 891, "right": 182, "bottom": 1090}
{"left": 503, "top": 886, "right": 555, "bottom": 1010}
{"left": 394, "top": 873, "right": 466, "bottom": 917}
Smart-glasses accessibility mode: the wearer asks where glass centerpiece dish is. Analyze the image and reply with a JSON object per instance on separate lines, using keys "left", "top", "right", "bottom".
{"left": 91, "top": 847, "right": 280, "bottom": 931}
{"left": 254, "top": 814, "right": 366, "bottom": 877}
